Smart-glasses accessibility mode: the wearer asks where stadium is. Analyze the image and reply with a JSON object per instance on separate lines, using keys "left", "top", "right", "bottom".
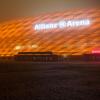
{"left": 0, "top": 1, "right": 100, "bottom": 99}
{"left": 0, "top": 8, "right": 100, "bottom": 58}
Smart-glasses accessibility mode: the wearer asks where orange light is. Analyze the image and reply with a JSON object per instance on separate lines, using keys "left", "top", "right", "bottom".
{"left": 0, "top": 8, "right": 100, "bottom": 57}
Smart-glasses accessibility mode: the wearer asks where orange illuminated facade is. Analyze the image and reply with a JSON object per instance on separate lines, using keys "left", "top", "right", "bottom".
{"left": 0, "top": 8, "right": 100, "bottom": 57}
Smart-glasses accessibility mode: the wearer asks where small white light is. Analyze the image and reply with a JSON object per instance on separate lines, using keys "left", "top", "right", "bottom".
{"left": 31, "top": 44, "right": 38, "bottom": 48}
{"left": 14, "top": 45, "right": 21, "bottom": 50}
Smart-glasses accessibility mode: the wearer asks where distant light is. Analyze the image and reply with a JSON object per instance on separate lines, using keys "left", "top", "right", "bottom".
{"left": 34, "top": 19, "right": 90, "bottom": 30}
{"left": 92, "top": 50, "right": 100, "bottom": 54}
{"left": 14, "top": 45, "right": 21, "bottom": 50}
{"left": 92, "top": 49, "right": 100, "bottom": 54}
{"left": 63, "top": 54, "right": 68, "bottom": 58}
{"left": 31, "top": 44, "right": 38, "bottom": 48}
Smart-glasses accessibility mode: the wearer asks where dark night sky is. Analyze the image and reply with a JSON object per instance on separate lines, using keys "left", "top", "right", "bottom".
{"left": 0, "top": 0, "right": 100, "bottom": 22}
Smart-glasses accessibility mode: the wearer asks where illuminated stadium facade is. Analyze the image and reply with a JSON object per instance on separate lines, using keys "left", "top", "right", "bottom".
{"left": 0, "top": 8, "right": 100, "bottom": 57}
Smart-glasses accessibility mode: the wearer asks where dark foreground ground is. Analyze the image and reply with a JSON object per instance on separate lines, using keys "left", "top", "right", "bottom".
{"left": 0, "top": 61, "right": 100, "bottom": 100}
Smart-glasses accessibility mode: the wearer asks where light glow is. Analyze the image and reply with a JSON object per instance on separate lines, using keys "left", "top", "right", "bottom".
{"left": 14, "top": 45, "right": 22, "bottom": 50}
{"left": 31, "top": 44, "right": 38, "bottom": 48}
{"left": 92, "top": 50, "right": 100, "bottom": 54}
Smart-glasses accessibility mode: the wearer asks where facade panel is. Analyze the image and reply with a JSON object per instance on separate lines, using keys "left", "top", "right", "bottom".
{"left": 0, "top": 8, "right": 100, "bottom": 56}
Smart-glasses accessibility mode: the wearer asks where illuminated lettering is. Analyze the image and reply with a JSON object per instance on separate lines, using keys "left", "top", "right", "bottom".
{"left": 58, "top": 21, "right": 67, "bottom": 28}
{"left": 34, "top": 19, "right": 90, "bottom": 30}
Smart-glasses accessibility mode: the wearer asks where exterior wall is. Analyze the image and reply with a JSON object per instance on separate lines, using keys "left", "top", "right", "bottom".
{"left": 0, "top": 8, "right": 100, "bottom": 56}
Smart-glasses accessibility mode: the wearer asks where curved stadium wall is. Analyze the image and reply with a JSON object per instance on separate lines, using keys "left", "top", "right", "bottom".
{"left": 0, "top": 8, "right": 100, "bottom": 57}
